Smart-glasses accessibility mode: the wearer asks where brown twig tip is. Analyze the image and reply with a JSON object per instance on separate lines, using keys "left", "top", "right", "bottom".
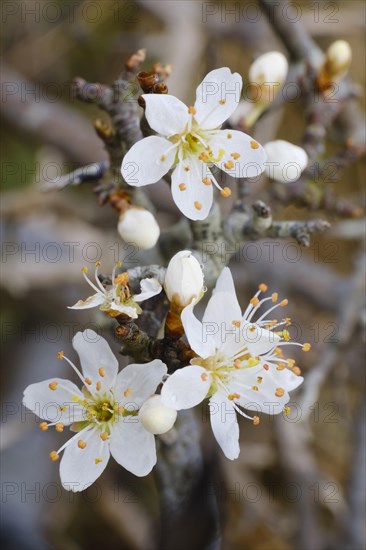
{"left": 252, "top": 200, "right": 272, "bottom": 218}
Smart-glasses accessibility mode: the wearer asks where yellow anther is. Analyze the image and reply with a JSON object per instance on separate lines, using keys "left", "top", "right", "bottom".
{"left": 248, "top": 357, "right": 259, "bottom": 367}
{"left": 124, "top": 388, "right": 132, "bottom": 397}
{"left": 285, "top": 317, "right": 291, "bottom": 326}
{"left": 201, "top": 373, "right": 208, "bottom": 381}
{"left": 234, "top": 360, "right": 241, "bottom": 369}
{"left": 85, "top": 377, "right": 92, "bottom": 385}
{"left": 220, "top": 187, "right": 231, "bottom": 198}
{"left": 116, "top": 261, "right": 123, "bottom": 268}
{"left": 59, "top": 406, "right": 67, "bottom": 412}
{"left": 283, "top": 406, "right": 291, "bottom": 415}
{"left": 282, "top": 329, "right": 291, "bottom": 341}
{"left": 100, "top": 432, "right": 109, "bottom": 441}
{"left": 287, "top": 358, "right": 295, "bottom": 368}
{"left": 78, "top": 440, "right": 87, "bottom": 449}
{"left": 98, "top": 368, "right": 105, "bottom": 377}
{"left": 250, "top": 297, "right": 259, "bottom": 306}
{"left": 232, "top": 320, "right": 241, "bottom": 328}
{"left": 55, "top": 423, "right": 64, "bottom": 433}
{"left": 194, "top": 201, "right": 202, "bottom": 210}
{"left": 199, "top": 152, "right": 208, "bottom": 161}
{"left": 57, "top": 351, "right": 64, "bottom": 360}
{"left": 95, "top": 457, "right": 103, "bottom": 464}
{"left": 250, "top": 140, "right": 259, "bottom": 149}
{"left": 224, "top": 160, "right": 234, "bottom": 170}
{"left": 39, "top": 422, "right": 48, "bottom": 431}
{"left": 49, "top": 451, "right": 59, "bottom": 462}
{"left": 257, "top": 376, "right": 263, "bottom": 384}
{"left": 202, "top": 177, "right": 212, "bottom": 185}
{"left": 280, "top": 299, "right": 288, "bottom": 307}
{"left": 231, "top": 152, "right": 240, "bottom": 160}
{"left": 95, "top": 261, "right": 101, "bottom": 267}
{"left": 219, "top": 99, "right": 226, "bottom": 105}
{"left": 179, "top": 183, "right": 186, "bottom": 191}
{"left": 263, "top": 364, "right": 269, "bottom": 371}
{"left": 114, "top": 272, "right": 129, "bottom": 286}
{"left": 49, "top": 382, "right": 58, "bottom": 391}
{"left": 292, "top": 366, "right": 302, "bottom": 376}
{"left": 276, "top": 363, "right": 286, "bottom": 371}
{"left": 188, "top": 106, "right": 196, "bottom": 114}
{"left": 101, "top": 402, "right": 109, "bottom": 411}
{"left": 275, "top": 387, "right": 285, "bottom": 397}
{"left": 253, "top": 416, "right": 260, "bottom": 426}
{"left": 252, "top": 386, "right": 259, "bottom": 392}
{"left": 228, "top": 393, "right": 240, "bottom": 400}
{"left": 227, "top": 133, "right": 232, "bottom": 139}
{"left": 184, "top": 166, "right": 190, "bottom": 172}
{"left": 82, "top": 266, "right": 88, "bottom": 273}
{"left": 302, "top": 343, "right": 311, "bottom": 352}
{"left": 258, "top": 283, "right": 268, "bottom": 293}
{"left": 96, "top": 381, "right": 102, "bottom": 391}
{"left": 117, "top": 406, "right": 125, "bottom": 414}
{"left": 275, "top": 347, "right": 283, "bottom": 357}
{"left": 160, "top": 154, "right": 166, "bottom": 162}
{"left": 249, "top": 325, "right": 256, "bottom": 332}
{"left": 271, "top": 292, "right": 278, "bottom": 302}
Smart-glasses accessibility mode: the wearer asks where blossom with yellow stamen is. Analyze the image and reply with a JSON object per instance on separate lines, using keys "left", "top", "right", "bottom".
{"left": 23, "top": 330, "right": 169, "bottom": 492}
{"left": 121, "top": 67, "right": 266, "bottom": 221}
{"left": 161, "top": 268, "right": 305, "bottom": 460}
{"left": 68, "top": 262, "right": 162, "bottom": 319}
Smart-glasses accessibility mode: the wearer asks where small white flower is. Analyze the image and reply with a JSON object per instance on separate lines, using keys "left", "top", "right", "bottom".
{"left": 248, "top": 51, "right": 288, "bottom": 96}
{"left": 164, "top": 250, "right": 204, "bottom": 308}
{"left": 118, "top": 207, "right": 160, "bottom": 250}
{"left": 23, "top": 330, "right": 168, "bottom": 491}
{"left": 68, "top": 262, "right": 162, "bottom": 319}
{"left": 138, "top": 395, "right": 177, "bottom": 435}
{"left": 264, "top": 140, "right": 308, "bottom": 183}
{"left": 121, "top": 67, "right": 266, "bottom": 220}
{"left": 161, "top": 268, "right": 308, "bottom": 460}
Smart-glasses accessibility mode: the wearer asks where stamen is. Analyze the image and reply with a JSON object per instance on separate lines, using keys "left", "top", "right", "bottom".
{"left": 55, "top": 423, "right": 64, "bottom": 433}
{"left": 60, "top": 354, "right": 87, "bottom": 386}
{"left": 220, "top": 187, "right": 231, "bottom": 198}
{"left": 250, "top": 140, "right": 259, "bottom": 149}
{"left": 95, "top": 457, "right": 103, "bottom": 464}
{"left": 81, "top": 267, "right": 105, "bottom": 296}
{"left": 94, "top": 263, "right": 107, "bottom": 293}
{"left": 253, "top": 416, "right": 260, "bottom": 426}
{"left": 78, "top": 440, "right": 87, "bottom": 449}
{"left": 49, "top": 451, "right": 59, "bottom": 462}
{"left": 302, "top": 343, "right": 311, "bottom": 352}
{"left": 194, "top": 201, "right": 202, "bottom": 211}
{"left": 49, "top": 382, "right": 58, "bottom": 391}
{"left": 100, "top": 432, "right": 109, "bottom": 441}
{"left": 231, "top": 152, "right": 240, "bottom": 160}
{"left": 98, "top": 368, "right": 105, "bottom": 377}
{"left": 275, "top": 388, "right": 285, "bottom": 397}
{"left": 124, "top": 388, "right": 132, "bottom": 397}
{"left": 179, "top": 183, "right": 186, "bottom": 191}
{"left": 39, "top": 422, "right": 48, "bottom": 431}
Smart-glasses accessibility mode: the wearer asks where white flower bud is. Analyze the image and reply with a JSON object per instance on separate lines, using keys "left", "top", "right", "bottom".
{"left": 164, "top": 250, "right": 204, "bottom": 308}
{"left": 264, "top": 140, "right": 308, "bottom": 183}
{"left": 324, "top": 40, "right": 352, "bottom": 77}
{"left": 249, "top": 52, "right": 288, "bottom": 95}
{"left": 118, "top": 207, "right": 160, "bottom": 250}
{"left": 138, "top": 395, "right": 177, "bottom": 435}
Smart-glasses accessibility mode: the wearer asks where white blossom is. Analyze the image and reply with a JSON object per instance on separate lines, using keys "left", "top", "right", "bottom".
{"left": 264, "top": 140, "right": 308, "bottom": 183}
{"left": 23, "top": 330, "right": 168, "bottom": 491}
{"left": 164, "top": 250, "right": 204, "bottom": 308}
{"left": 161, "top": 268, "right": 308, "bottom": 460}
{"left": 118, "top": 207, "right": 160, "bottom": 250}
{"left": 121, "top": 67, "right": 266, "bottom": 220}
{"left": 68, "top": 262, "right": 161, "bottom": 319}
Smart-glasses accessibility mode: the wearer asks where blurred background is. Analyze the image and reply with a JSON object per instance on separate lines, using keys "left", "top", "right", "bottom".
{"left": 1, "top": 1, "right": 365, "bottom": 549}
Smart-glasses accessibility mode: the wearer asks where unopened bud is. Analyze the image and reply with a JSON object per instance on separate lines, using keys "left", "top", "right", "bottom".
{"left": 318, "top": 40, "right": 352, "bottom": 89}
{"left": 138, "top": 395, "right": 177, "bottom": 435}
{"left": 118, "top": 207, "right": 160, "bottom": 250}
{"left": 249, "top": 51, "right": 288, "bottom": 99}
{"left": 164, "top": 250, "right": 204, "bottom": 308}
{"left": 264, "top": 140, "right": 308, "bottom": 183}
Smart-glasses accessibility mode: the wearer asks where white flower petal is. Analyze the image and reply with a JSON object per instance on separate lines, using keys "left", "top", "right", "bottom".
{"left": 121, "top": 136, "right": 175, "bottom": 187}
{"left": 134, "top": 277, "right": 162, "bottom": 303}
{"left": 209, "top": 391, "right": 240, "bottom": 460}
{"left": 241, "top": 322, "right": 280, "bottom": 357}
{"left": 109, "top": 419, "right": 156, "bottom": 476}
{"left": 23, "top": 378, "right": 85, "bottom": 425}
{"left": 59, "top": 429, "right": 110, "bottom": 492}
{"left": 202, "top": 291, "right": 242, "bottom": 352}
{"left": 67, "top": 293, "right": 104, "bottom": 310}
{"left": 210, "top": 129, "right": 266, "bottom": 178}
{"left": 194, "top": 68, "right": 242, "bottom": 129}
{"left": 114, "top": 360, "right": 167, "bottom": 407}
{"left": 181, "top": 302, "right": 216, "bottom": 358}
{"left": 143, "top": 94, "right": 190, "bottom": 136}
{"left": 72, "top": 330, "right": 118, "bottom": 392}
{"left": 109, "top": 301, "right": 138, "bottom": 319}
{"left": 171, "top": 158, "right": 213, "bottom": 220}
{"left": 212, "top": 267, "right": 236, "bottom": 297}
{"left": 161, "top": 365, "right": 211, "bottom": 410}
